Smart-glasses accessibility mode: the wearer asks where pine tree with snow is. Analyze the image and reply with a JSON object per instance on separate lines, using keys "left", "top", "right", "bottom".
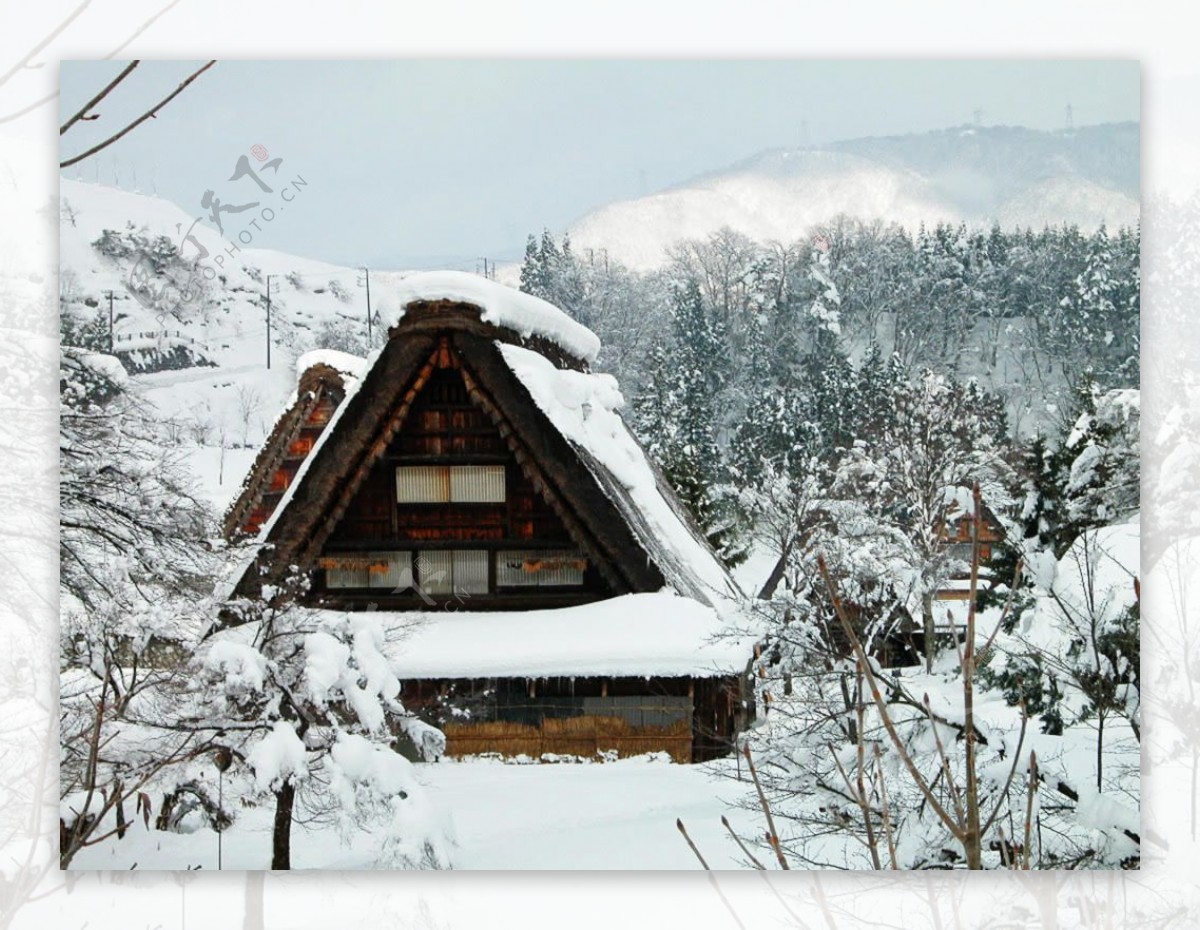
{"left": 518, "top": 230, "right": 558, "bottom": 300}
{"left": 827, "top": 369, "right": 1016, "bottom": 670}
{"left": 1059, "top": 379, "right": 1140, "bottom": 539}
{"left": 807, "top": 237, "right": 842, "bottom": 337}
{"left": 633, "top": 279, "right": 743, "bottom": 563}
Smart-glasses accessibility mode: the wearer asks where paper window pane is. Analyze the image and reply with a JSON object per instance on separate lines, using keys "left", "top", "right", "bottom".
{"left": 396, "top": 466, "right": 449, "bottom": 502}
{"left": 453, "top": 550, "right": 489, "bottom": 595}
{"left": 496, "top": 550, "right": 585, "bottom": 587}
{"left": 449, "top": 465, "right": 505, "bottom": 502}
{"left": 327, "top": 565, "right": 369, "bottom": 588}
{"left": 417, "top": 550, "right": 453, "bottom": 595}
{"left": 367, "top": 550, "right": 412, "bottom": 590}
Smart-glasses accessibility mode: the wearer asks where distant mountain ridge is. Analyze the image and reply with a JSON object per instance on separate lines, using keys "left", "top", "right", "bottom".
{"left": 565, "top": 122, "right": 1139, "bottom": 270}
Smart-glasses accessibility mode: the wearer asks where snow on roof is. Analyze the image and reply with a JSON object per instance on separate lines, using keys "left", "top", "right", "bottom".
{"left": 372, "top": 270, "right": 601, "bottom": 363}
{"left": 315, "top": 591, "right": 751, "bottom": 679}
{"left": 497, "top": 342, "right": 741, "bottom": 608}
{"left": 296, "top": 349, "right": 367, "bottom": 382}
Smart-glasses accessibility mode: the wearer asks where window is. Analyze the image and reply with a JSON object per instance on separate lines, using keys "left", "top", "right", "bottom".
{"left": 496, "top": 550, "right": 586, "bottom": 587}
{"left": 946, "top": 542, "right": 991, "bottom": 564}
{"left": 416, "top": 550, "right": 488, "bottom": 595}
{"left": 322, "top": 551, "right": 413, "bottom": 590}
{"left": 396, "top": 465, "right": 505, "bottom": 503}
{"left": 322, "top": 549, "right": 494, "bottom": 596}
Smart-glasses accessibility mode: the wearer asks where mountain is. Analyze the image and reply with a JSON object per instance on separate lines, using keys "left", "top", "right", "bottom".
{"left": 565, "top": 122, "right": 1139, "bottom": 270}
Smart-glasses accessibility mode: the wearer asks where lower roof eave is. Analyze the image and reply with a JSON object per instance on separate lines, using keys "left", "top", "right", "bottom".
{"left": 302, "top": 589, "right": 756, "bottom": 682}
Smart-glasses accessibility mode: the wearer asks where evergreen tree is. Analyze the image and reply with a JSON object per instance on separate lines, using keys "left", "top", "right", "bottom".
{"left": 1060, "top": 379, "right": 1140, "bottom": 536}
{"left": 633, "top": 279, "right": 741, "bottom": 564}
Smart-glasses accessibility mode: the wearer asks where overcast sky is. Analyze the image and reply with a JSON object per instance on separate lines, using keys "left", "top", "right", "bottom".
{"left": 59, "top": 60, "right": 1139, "bottom": 269}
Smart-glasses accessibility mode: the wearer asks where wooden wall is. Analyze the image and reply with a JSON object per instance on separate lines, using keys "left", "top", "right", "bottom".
{"left": 401, "top": 675, "right": 744, "bottom": 763}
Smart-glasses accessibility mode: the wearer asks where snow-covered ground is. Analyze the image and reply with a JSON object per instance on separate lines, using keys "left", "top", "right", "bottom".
{"left": 69, "top": 755, "right": 759, "bottom": 870}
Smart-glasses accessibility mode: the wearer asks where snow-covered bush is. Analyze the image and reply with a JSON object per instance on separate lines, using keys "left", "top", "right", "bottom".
{"left": 730, "top": 492, "right": 1140, "bottom": 870}
{"left": 328, "top": 278, "right": 351, "bottom": 302}
{"left": 197, "top": 577, "right": 453, "bottom": 869}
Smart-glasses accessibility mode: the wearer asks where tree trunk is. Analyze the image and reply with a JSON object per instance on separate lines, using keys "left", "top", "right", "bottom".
{"left": 114, "top": 785, "right": 127, "bottom": 840}
{"left": 757, "top": 543, "right": 791, "bottom": 601}
{"left": 922, "top": 592, "right": 936, "bottom": 673}
{"left": 271, "top": 781, "right": 295, "bottom": 870}
{"left": 114, "top": 787, "right": 127, "bottom": 840}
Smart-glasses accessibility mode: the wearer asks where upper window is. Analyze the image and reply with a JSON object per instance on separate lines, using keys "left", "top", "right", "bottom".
{"left": 395, "top": 465, "right": 505, "bottom": 503}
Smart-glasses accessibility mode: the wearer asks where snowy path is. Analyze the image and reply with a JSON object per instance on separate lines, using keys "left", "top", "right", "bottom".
{"left": 137, "top": 362, "right": 264, "bottom": 387}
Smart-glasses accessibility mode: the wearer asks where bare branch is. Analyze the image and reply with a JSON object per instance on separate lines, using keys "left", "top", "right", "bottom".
{"left": 873, "top": 744, "right": 899, "bottom": 869}
{"left": 0, "top": 0, "right": 92, "bottom": 92}
{"left": 676, "top": 818, "right": 710, "bottom": 870}
{"left": 817, "top": 553, "right": 964, "bottom": 843}
{"left": 60, "top": 60, "right": 139, "bottom": 135}
{"left": 742, "top": 742, "right": 790, "bottom": 869}
{"left": 60, "top": 59, "right": 216, "bottom": 168}
{"left": 721, "top": 815, "right": 766, "bottom": 870}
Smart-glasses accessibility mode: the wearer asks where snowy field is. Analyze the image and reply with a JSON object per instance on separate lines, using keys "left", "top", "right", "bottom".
{"left": 70, "top": 755, "right": 759, "bottom": 871}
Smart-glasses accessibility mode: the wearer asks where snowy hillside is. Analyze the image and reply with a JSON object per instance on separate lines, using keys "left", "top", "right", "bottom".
{"left": 564, "top": 123, "right": 1139, "bottom": 270}
{"left": 59, "top": 179, "right": 391, "bottom": 511}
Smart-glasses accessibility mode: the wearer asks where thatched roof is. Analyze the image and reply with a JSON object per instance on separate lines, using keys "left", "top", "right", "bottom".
{"left": 226, "top": 272, "right": 741, "bottom": 612}
{"left": 221, "top": 351, "right": 365, "bottom": 539}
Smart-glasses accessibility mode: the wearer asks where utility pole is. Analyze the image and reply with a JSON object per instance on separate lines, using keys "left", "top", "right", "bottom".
{"left": 359, "top": 267, "right": 372, "bottom": 344}
{"left": 106, "top": 290, "right": 114, "bottom": 353}
{"left": 265, "top": 274, "right": 275, "bottom": 369}
{"left": 478, "top": 257, "right": 491, "bottom": 280}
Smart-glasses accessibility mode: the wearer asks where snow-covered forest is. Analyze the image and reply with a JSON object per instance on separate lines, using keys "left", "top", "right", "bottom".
{"left": 57, "top": 148, "right": 1139, "bottom": 872}
{"left": 518, "top": 220, "right": 1141, "bottom": 869}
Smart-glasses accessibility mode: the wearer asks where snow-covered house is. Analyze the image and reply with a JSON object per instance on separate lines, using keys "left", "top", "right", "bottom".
{"left": 930, "top": 503, "right": 1006, "bottom": 630}
{"left": 223, "top": 272, "right": 753, "bottom": 762}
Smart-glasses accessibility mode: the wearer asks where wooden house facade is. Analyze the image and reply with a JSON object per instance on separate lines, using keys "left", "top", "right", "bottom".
{"left": 931, "top": 504, "right": 1007, "bottom": 629}
{"left": 223, "top": 272, "right": 753, "bottom": 763}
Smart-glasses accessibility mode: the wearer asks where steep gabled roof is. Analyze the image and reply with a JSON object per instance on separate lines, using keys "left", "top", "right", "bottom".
{"left": 496, "top": 343, "right": 736, "bottom": 605}
{"left": 222, "top": 350, "right": 365, "bottom": 539}
{"left": 226, "top": 272, "right": 741, "bottom": 611}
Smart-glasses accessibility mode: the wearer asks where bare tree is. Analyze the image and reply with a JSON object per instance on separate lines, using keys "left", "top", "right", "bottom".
{"left": 235, "top": 385, "right": 263, "bottom": 447}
